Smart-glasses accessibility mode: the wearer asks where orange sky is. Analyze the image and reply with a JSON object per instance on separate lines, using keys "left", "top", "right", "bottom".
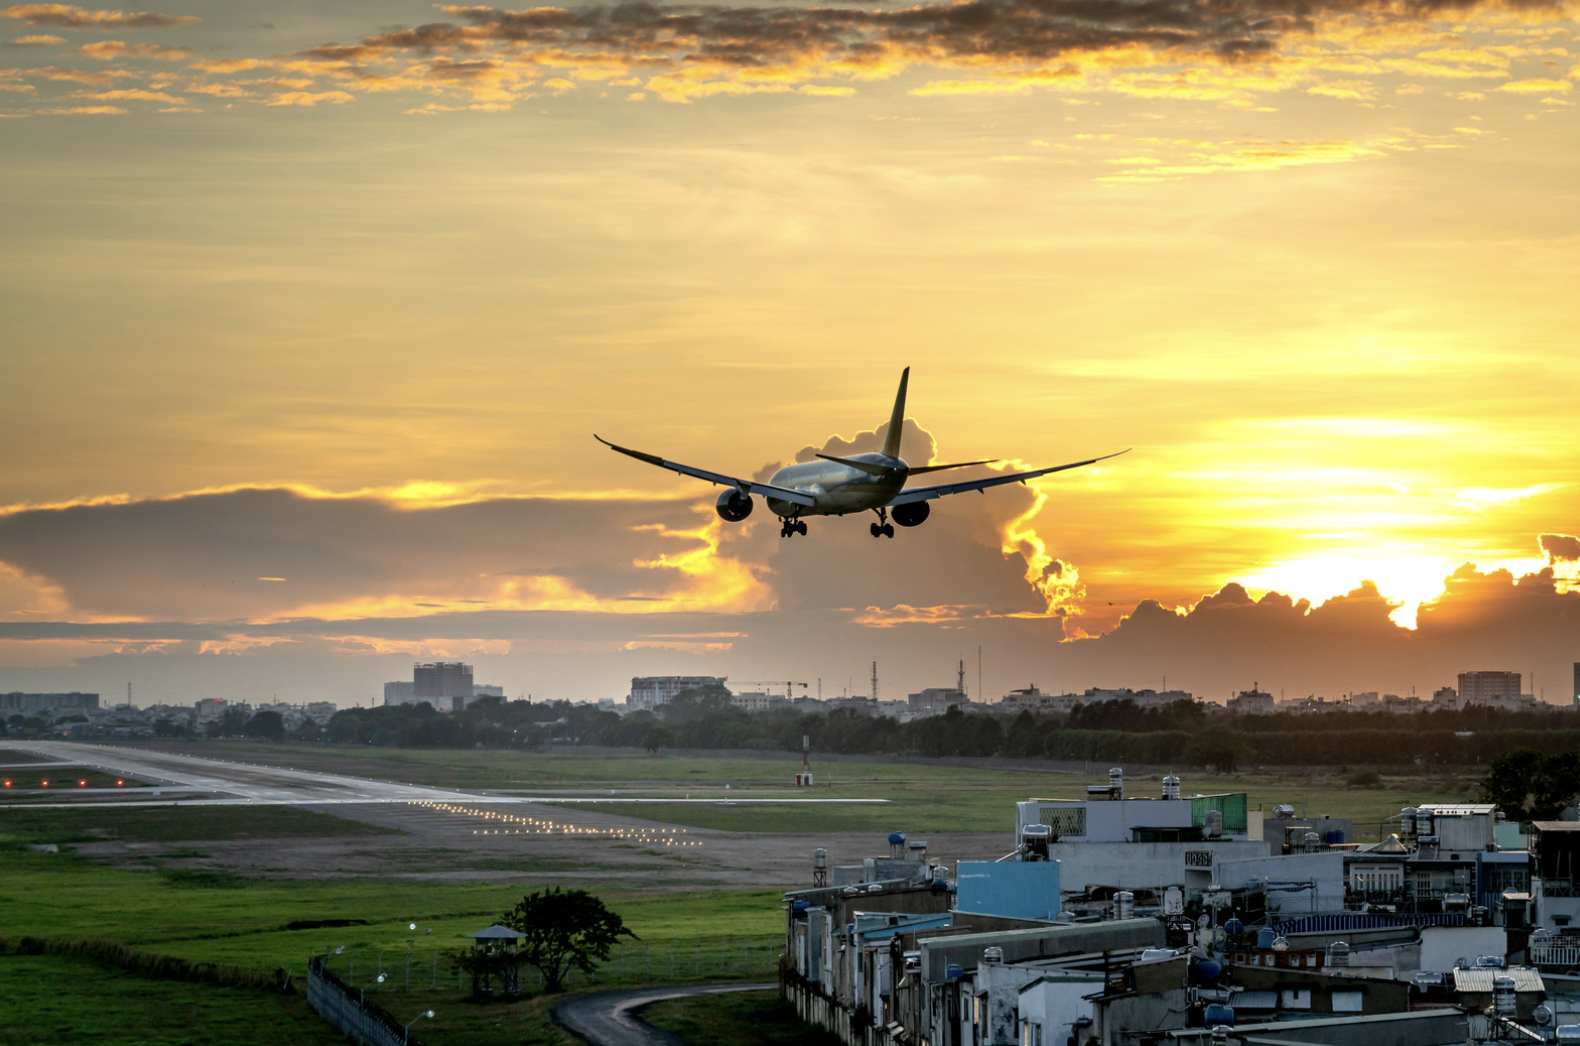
{"left": 1, "top": 0, "right": 1577, "bottom": 705}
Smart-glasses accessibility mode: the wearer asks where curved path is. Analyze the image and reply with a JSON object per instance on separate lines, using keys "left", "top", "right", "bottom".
{"left": 552, "top": 983, "right": 776, "bottom": 1046}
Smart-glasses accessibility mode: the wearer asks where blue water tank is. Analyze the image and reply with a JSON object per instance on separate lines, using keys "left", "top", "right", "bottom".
{"left": 889, "top": 832, "right": 907, "bottom": 845}
{"left": 1224, "top": 918, "right": 1245, "bottom": 936}
{"left": 1256, "top": 927, "right": 1277, "bottom": 949}
{"left": 1204, "top": 1004, "right": 1234, "bottom": 1027}
{"left": 1195, "top": 959, "right": 1222, "bottom": 984}
{"left": 946, "top": 964, "right": 964, "bottom": 981}
{"left": 1325, "top": 829, "right": 1346, "bottom": 845}
{"left": 792, "top": 901, "right": 810, "bottom": 913}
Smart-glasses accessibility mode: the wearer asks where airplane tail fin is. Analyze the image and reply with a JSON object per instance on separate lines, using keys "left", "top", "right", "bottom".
{"left": 882, "top": 367, "right": 909, "bottom": 459}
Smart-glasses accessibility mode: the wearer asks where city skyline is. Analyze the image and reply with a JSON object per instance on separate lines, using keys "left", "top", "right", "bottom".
{"left": 2, "top": 0, "right": 1577, "bottom": 705}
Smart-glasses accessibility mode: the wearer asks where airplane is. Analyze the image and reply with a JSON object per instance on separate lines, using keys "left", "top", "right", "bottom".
{"left": 595, "top": 367, "right": 1128, "bottom": 539}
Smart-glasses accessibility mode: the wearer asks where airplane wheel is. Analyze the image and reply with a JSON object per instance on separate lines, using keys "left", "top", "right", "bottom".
{"left": 870, "top": 522, "right": 880, "bottom": 537}
{"left": 883, "top": 524, "right": 894, "bottom": 538}
{"left": 797, "top": 521, "right": 808, "bottom": 536}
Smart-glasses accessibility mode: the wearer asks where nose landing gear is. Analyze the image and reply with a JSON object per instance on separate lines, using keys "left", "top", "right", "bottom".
{"left": 780, "top": 518, "right": 808, "bottom": 538}
{"left": 869, "top": 509, "right": 894, "bottom": 539}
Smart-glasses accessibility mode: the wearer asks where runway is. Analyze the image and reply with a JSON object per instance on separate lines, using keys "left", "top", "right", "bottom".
{"left": 0, "top": 740, "right": 888, "bottom": 810}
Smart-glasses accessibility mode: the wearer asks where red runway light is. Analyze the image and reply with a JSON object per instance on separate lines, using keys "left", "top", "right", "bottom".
{"left": 117, "top": 780, "right": 124, "bottom": 786}
{"left": 41, "top": 780, "right": 48, "bottom": 787}
{"left": 79, "top": 780, "right": 87, "bottom": 786}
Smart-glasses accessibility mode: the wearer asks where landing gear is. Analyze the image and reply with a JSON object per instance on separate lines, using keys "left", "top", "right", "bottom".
{"left": 869, "top": 509, "right": 894, "bottom": 539}
{"left": 780, "top": 518, "right": 808, "bottom": 538}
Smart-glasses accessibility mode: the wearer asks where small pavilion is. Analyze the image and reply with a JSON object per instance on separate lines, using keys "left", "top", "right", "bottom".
{"left": 465, "top": 924, "right": 526, "bottom": 997}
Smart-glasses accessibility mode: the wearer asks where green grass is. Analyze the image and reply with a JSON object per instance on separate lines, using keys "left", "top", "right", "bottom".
{"left": 0, "top": 953, "right": 345, "bottom": 1046}
{"left": 643, "top": 990, "right": 843, "bottom": 1046}
{"left": 0, "top": 848, "right": 784, "bottom": 971}
{"left": 0, "top": 804, "right": 403, "bottom": 849}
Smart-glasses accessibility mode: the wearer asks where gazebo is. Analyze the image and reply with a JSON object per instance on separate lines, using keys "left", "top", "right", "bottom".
{"left": 465, "top": 924, "right": 526, "bottom": 997}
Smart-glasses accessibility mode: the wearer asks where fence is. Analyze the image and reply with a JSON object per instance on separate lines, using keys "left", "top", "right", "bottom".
{"left": 311, "top": 935, "right": 785, "bottom": 995}
{"left": 308, "top": 955, "right": 425, "bottom": 1046}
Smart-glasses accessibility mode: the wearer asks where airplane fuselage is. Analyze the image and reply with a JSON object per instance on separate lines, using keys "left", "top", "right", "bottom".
{"left": 764, "top": 453, "right": 908, "bottom": 517}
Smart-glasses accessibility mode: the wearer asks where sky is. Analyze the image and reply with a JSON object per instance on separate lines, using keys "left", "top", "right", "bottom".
{"left": 1, "top": 0, "right": 1577, "bottom": 708}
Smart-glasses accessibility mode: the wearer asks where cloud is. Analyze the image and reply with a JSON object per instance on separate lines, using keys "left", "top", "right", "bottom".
{"left": 0, "top": 4, "right": 198, "bottom": 29}
{"left": 5, "top": 31, "right": 61, "bottom": 44}
{"left": 1540, "top": 533, "right": 1580, "bottom": 563}
{"left": 76, "top": 39, "right": 190, "bottom": 60}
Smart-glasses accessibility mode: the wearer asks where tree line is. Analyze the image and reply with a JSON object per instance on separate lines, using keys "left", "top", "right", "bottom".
{"left": 266, "top": 689, "right": 1580, "bottom": 772}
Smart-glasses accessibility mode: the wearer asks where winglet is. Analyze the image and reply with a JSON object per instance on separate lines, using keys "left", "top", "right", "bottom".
{"left": 882, "top": 367, "right": 909, "bottom": 459}
{"left": 594, "top": 434, "right": 665, "bottom": 467}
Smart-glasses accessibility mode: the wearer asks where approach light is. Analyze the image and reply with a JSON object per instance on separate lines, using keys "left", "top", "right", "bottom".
{"left": 79, "top": 779, "right": 86, "bottom": 786}
{"left": 41, "top": 780, "right": 48, "bottom": 787}
{"left": 117, "top": 780, "right": 123, "bottom": 786}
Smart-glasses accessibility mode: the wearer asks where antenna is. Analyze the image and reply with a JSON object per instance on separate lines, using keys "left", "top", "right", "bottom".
{"left": 871, "top": 661, "right": 878, "bottom": 702}
{"left": 958, "top": 658, "right": 966, "bottom": 699}
{"left": 978, "top": 646, "right": 983, "bottom": 705}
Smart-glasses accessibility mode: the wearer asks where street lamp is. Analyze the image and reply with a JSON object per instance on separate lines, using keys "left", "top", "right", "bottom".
{"left": 404, "top": 1009, "right": 435, "bottom": 1044}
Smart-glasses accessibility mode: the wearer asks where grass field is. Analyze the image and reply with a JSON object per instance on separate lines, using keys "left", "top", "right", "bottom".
{"left": 0, "top": 953, "right": 346, "bottom": 1046}
{"left": 0, "top": 805, "right": 401, "bottom": 850}
{"left": 643, "top": 990, "right": 843, "bottom": 1046}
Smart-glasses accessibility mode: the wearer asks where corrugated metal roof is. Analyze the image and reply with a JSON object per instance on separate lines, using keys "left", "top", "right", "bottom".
{"left": 1272, "top": 913, "right": 1466, "bottom": 934}
{"left": 1451, "top": 968, "right": 1544, "bottom": 992}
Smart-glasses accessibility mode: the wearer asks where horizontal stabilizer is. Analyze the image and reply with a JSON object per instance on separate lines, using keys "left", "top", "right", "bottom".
{"left": 907, "top": 458, "right": 998, "bottom": 475}
{"left": 814, "top": 453, "right": 892, "bottom": 476}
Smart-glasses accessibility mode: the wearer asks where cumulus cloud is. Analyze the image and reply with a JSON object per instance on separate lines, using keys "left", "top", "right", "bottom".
{"left": 1541, "top": 533, "right": 1580, "bottom": 564}
{"left": 0, "top": 3, "right": 199, "bottom": 29}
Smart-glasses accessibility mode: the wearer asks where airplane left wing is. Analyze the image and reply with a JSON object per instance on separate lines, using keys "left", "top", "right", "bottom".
{"left": 888, "top": 449, "right": 1130, "bottom": 505}
{"left": 595, "top": 435, "right": 818, "bottom": 507}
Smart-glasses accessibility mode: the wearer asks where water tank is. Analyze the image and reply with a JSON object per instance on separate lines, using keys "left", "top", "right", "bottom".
{"left": 1493, "top": 975, "right": 1517, "bottom": 1017}
{"left": 813, "top": 848, "right": 827, "bottom": 869}
{"left": 1327, "top": 941, "right": 1350, "bottom": 967}
{"left": 1324, "top": 829, "right": 1346, "bottom": 846}
{"left": 1142, "top": 948, "right": 1176, "bottom": 961}
{"left": 1271, "top": 936, "right": 1290, "bottom": 952}
{"left": 1256, "top": 927, "right": 1277, "bottom": 949}
{"left": 1417, "top": 808, "right": 1435, "bottom": 838}
{"left": 1163, "top": 775, "right": 1181, "bottom": 800}
{"left": 889, "top": 831, "right": 906, "bottom": 858}
{"left": 1534, "top": 1004, "right": 1555, "bottom": 1027}
{"left": 1195, "top": 958, "right": 1222, "bottom": 984}
{"left": 1109, "top": 767, "right": 1124, "bottom": 800}
{"left": 1224, "top": 918, "right": 1245, "bottom": 936}
{"left": 1303, "top": 831, "right": 1321, "bottom": 853}
{"left": 1115, "top": 891, "right": 1134, "bottom": 919}
{"left": 1205, "top": 810, "right": 1224, "bottom": 838}
{"left": 1203, "top": 1003, "right": 1235, "bottom": 1027}
{"left": 946, "top": 963, "right": 964, "bottom": 981}
{"left": 792, "top": 900, "right": 811, "bottom": 913}
{"left": 982, "top": 946, "right": 1004, "bottom": 965}
{"left": 1555, "top": 1025, "right": 1580, "bottom": 1044}
{"left": 1273, "top": 804, "right": 1296, "bottom": 818}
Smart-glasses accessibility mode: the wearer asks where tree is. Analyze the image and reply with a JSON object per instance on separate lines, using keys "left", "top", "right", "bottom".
{"left": 1483, "top": 749, "right": 1580, "bottom": 821}
{"left": 642, "top": 725, "right": 673, "bottom": 755}
{"left": 243, "top": 710, "right": 285, "bottom": 742}
{"left": 1183, "top": 727, "right": 1248, "bottom": 774}
{"left": 502, "top": 888, "right": 636, "bottom": 992}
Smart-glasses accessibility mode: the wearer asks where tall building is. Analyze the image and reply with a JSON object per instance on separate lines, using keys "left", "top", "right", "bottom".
{"left": 1, "top": 692, "right": 100, "bottom": 714}
{"left": 628, "top": 676, "right": 726, "bottom": 712}
{"left": 1458, "top": 670, "right": 1522, "bottom": 706}
{"left": 414, "top": 662, "right": 474, "bottom": 711}
{"left": 383, "top": 681, "right": 416, "bottom": 706}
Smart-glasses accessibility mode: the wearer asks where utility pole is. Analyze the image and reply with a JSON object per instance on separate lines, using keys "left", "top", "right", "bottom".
{"left": 871, "top": 662, "right": 878, "bottom": 703}
{"left": 958, "top": 659, "right": 966, "bottom": 700}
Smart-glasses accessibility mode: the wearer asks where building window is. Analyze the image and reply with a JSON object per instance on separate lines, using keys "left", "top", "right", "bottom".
{"left": 1332, "top": 990, "right": 1363, "bottom": 1012}
{"left": 1281, "top": 989, "right": 1311, "bottom": 1010}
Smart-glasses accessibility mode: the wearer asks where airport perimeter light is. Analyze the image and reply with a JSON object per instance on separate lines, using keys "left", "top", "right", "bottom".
{"left": 405, "top": 1009, "right": 435, "bottom": 1043}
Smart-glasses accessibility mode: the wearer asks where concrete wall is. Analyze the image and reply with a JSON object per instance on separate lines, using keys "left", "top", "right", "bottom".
{"left": 1213, "top": 851, "right": 1346, "bottom": 915}
{"left": 1051, "top": 840, "right": 1268, "bottom": 894}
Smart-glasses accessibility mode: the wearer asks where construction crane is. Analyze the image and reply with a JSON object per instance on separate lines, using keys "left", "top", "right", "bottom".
{"left": 731, "top": 680, "right": 809, "bottom": 701}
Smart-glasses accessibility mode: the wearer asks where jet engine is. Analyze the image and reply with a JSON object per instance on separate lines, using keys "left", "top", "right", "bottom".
{"left": 715, "top": 488, "right": 754, "bottom": 522}
{"left": 892, "top": 501, "right": 930, "bottom": 527}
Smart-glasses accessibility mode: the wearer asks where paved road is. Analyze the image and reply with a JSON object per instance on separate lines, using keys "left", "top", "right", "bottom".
{"left": 553, "top": 984, "right": 776, "bottom": 1046}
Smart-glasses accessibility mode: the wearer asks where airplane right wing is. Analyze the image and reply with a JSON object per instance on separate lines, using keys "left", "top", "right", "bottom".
{"left": 595, "top": 435, "right": 817, "bottom": 507}
{"left": 888, "top": 449, "right": 1130, "bottom": 505}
